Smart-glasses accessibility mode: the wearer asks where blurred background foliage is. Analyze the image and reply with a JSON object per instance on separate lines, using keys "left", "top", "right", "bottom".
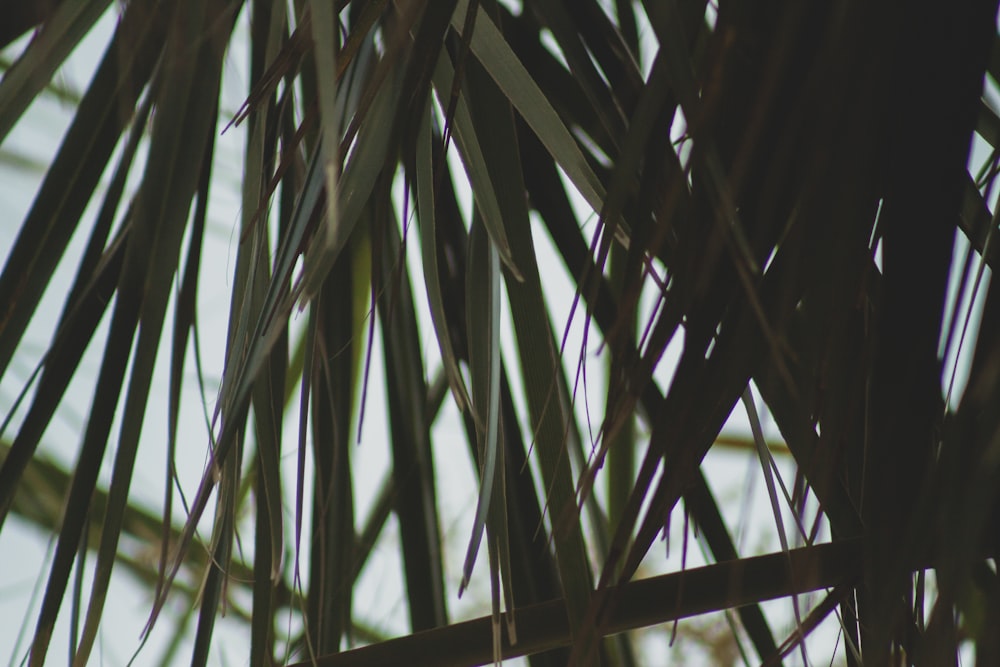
{"left": 1, "top": 0, "right": 1000, "bottom": 665}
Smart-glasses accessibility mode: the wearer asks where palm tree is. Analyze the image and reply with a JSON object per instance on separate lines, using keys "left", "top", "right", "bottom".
{"left": 1, "top": 0, "right": 999, "bottom": 665}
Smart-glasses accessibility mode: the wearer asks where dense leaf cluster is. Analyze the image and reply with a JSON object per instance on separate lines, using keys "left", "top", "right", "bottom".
{"left": 1, "top": 1, "right": 999, "bottom": 665}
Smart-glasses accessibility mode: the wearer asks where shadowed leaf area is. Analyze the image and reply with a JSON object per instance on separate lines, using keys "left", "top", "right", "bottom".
{"left": 1, "top": 1, "right": 1000, "bottom": 665}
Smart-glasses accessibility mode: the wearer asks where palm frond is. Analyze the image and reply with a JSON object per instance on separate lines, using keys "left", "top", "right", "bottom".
{"left": 1, "top": 1, "right": 999, "bottom": 665}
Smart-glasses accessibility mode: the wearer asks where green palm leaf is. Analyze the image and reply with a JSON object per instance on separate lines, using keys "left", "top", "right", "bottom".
{"left": 2, "top": 2, "right": 999, "bottom": 665}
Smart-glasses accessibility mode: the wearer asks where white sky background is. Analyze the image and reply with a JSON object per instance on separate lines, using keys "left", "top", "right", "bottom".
{"left": 0, "top": 2, "right": 994, "bottom": 665}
